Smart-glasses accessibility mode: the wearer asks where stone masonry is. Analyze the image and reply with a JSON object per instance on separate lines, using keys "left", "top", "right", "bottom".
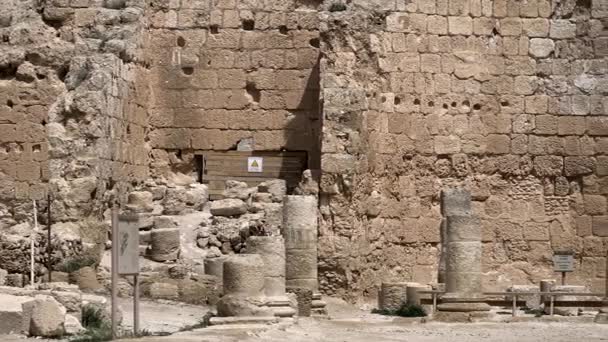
{"left": 318, "top": 0, "right": 608, "bottom": 301}
{"left": 0, "top": 0, "right": 607, "bottom": 304}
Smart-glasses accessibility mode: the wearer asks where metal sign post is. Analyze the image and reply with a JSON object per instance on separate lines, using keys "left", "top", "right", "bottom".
{"left": 111, "top": 208, "right": 141, "bottom": 339}
{"left": 111, "top": 206, "right": 119, "bottom": 339}
{"left": 553, "top": 251, "right": 575, "bottom": 286}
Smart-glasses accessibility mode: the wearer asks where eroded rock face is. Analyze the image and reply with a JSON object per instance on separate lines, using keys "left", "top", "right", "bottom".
{"left": 25, "top": 295, "right": 67, "bottom": 337}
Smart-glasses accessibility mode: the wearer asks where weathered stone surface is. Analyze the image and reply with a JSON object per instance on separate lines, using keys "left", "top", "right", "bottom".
{"left": 70, "top": 267, "right": 102, "bottom": 292}
{"left": 0, "top": 293, "right": 35, "bottom": 335}
{"left": 149, "top": 282, "right": 179, "bottom": 300}
{"left": 149, "top": 228, "right": 180, "bottom": 262}
{"left": 216, "top": 295, "right": 274, "bottom": 317}
{"left": 64, "top": 314, "right": 84, "bottom": 335}
{"left": 223, "top": 254, "right": 265, "bottom": 297}
{"left": 25, "top": 295, "right": 67, "bottom": 337}
{"left": 210, "top": 199, "right": 248, "bottom": 217}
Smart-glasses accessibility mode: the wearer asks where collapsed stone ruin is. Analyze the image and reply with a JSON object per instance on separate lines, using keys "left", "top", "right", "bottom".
{"left": 0, "top": 0, "right": 608, "bottom": 332}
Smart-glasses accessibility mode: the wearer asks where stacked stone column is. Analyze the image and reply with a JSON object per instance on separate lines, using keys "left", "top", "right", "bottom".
{"left": 245, "top": 236, "right": 295, "bottom": 317}
{"left": 283, "top": 195, "right": 326, "bottom": 314}
{"left": 436, "top": 188, "right": 490, "bottom": 320}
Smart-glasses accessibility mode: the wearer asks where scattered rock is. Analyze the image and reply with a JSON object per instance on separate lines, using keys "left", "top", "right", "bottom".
{"left": 0, "top": 293, "right": 35, "bottom": 335}
{"left": 25, "top": 295, "right": 67, "bottom": 337}
{"left": 210, "top": 199, "right": 248, "bottom": 216}
{"left": 64, "top": 314, "right": 84, "bottom": 335}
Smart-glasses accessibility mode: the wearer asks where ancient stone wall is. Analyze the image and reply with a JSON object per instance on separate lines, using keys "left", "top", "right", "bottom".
{"left": 319, "top": 0, "right": 608, "bottom": 301}
{"left": 146, "top": 0, "right": 322, "bottom": 181}
{"left": 0, "top": 0, "right": 149, "bottom": 273}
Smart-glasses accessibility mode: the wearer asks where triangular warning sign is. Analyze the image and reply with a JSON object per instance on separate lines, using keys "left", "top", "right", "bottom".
{"left": 251, "top": 160, "right": 259, "bottom": 167}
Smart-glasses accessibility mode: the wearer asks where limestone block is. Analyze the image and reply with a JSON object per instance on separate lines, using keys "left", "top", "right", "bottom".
{"left": 223, "top": 254, "right": 265, "bottom": 297}
{"left": 210, "top": 199, "right": 248, "bottom": 217}
{"left": 442, "top": 188, "right": 472, "bottom": 216}
{"left": 549, "top": 285, "right": 589, "bottom": 316}
{"left": 222, "top": 180, "right": 256, "bottom": 200}
{"left": 448, "top": 16, "right": 473, "bottom": 35}
{"left": 64, "top": 314, "right": 84, "bottom": 335}
{"left": 258, "top": 179, "right": 287, "bottom": 202}
{"left": 153, "top": 216, "right": 178, "bottom": 228}
{"left": 50, "top": 291, "right": 81, "bottom": 313}
{"left": 70, "top": 267, "right": 102, "bottom": 292}
{"left": 550, "top": 20, "right": 576, "bottom": 39}
{"left": 126, "top": 191, "right": 154, "bottom": 213}
{"left": 216, "top": 294, "right": 274, "bottom": 317}
{"left": 149, "top": 228, "right": 180, "bottom": 262}
{"left": 564, "top": 156, "right": 595, "bottom": 176}
{"left": 592, "top": 216, "right": 608, "bottom": 237}
{"left": 507, "top": 285, "right": 541, "bottom": 309}
{"left": 204, "top": 257, "right": 226, "bottom": 281}
{"left": 529, "top": 38, "right": 554, "bottom": 58}
{"left": 584, "top": 195, "right": 607, "bottom": 215}
{"left": 523, "top": 18, "right": 549, "bottom": 37}
{"left": 25, "top": 295, "right": 67, "bottom": 337}
{"left": 378, "top": 282, "right": 408, "bottom": 311}
{"left": 0, "top": 293, "right": 35, "bottom": 335}
{"left": 149, "top": 282, "right": 179, "bottom": 300}
{"left": 533, "top": 155, "right": 563, "bottom": 176}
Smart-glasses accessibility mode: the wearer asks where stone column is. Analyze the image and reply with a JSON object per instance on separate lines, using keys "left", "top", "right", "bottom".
{"left": 436, "top": 188, "right": 490, "bottom": 320}
{"left": 282, "top": 195, "right": 326, "bottom": 314}
{"left": 212, "top": 254, "right": 276, "bottom": 325}
{"left": 378, "top": 282, "right": 408, "bottom": 311}
{"left": 245, "top": 236, "right": 295, "bottom": 318}
{"left": 245, "top": 236, "right": 286, "bottom": 298}
{"left": 594, "top": 250, "right": 608, "bottom": 324}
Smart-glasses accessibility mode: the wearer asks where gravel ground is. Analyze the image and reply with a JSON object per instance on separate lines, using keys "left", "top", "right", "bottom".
{"left": 122, "top": 297, "right": 608, "bottom": 342}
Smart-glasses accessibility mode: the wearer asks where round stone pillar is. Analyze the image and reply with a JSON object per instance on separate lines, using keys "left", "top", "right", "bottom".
{"left": 378, "top": 282, "right": 408, "bottom": 311}
{"left": 245, "top": 236, "right": 286, "bottom": 298}
{"left": 283, "top": 195, "right": 327, "bottom": 314}
{"left": 436, "top": 188, "right": 490, "bottom": 319}
{"left": 222, "top": 254, "right": 265, "bottom": 297}
{"left": 283, "top": 195, "right": 318, "bottom": 291}
{"left": 445, "top": 215, "right": 483, "bottom": 296}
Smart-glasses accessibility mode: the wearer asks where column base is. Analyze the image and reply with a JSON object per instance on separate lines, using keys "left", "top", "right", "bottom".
{"left": 265, "top": 296, "right": 297, "bottom": 318}
{"left": 209, "top": 316, "right": 279, "bottom": 325}
{"left": 595, "top": 305, "right": 608, "bottom": 324}
{"left": 435, "top": 296, "right": 492, "bottom": 322}
{"left": 311, "top": 293, "right": 328, "bottom": 316}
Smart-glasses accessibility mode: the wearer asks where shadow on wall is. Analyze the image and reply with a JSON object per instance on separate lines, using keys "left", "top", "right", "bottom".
{"left": 282, "top": 56, "right": 322, "bottom": 184}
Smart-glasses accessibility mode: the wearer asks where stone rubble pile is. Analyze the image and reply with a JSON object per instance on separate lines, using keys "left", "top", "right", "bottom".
{"left": 0, "top": 282, "right": 115, "bottom": 337}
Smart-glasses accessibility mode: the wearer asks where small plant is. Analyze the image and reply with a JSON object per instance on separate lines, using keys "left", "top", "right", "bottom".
{"left": 524, "top": 308, "right": 545, "bottom": 317}
{"left": 372, "top": 303, "right": 427, "bottom": 317}
{"left": 57, "top": 256, "right": 97, "bottom": 273}
{"left": 396, "top": 303, "right": 426, "bottom": 317}
{"left": 81, "top": 306, "right": 105, "bottom": 329}
{"left": 329, "top": 2, "right": 347, "bottom": 12}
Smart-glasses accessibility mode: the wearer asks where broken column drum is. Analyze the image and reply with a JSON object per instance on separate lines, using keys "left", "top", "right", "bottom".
{"left": 214, "top": 254, "right": 276, "bottom": 322}
{"left": 149, "top": 228, "right": 180, "bottom": 262}
{"left": 245, "top": 236, "right": 286, "bottom": 298}
{"left": 282, "top": 195, "right": 326, "bottom": 314}
{"left": 222, "top": 254, "right": 265, "bottom": 297}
